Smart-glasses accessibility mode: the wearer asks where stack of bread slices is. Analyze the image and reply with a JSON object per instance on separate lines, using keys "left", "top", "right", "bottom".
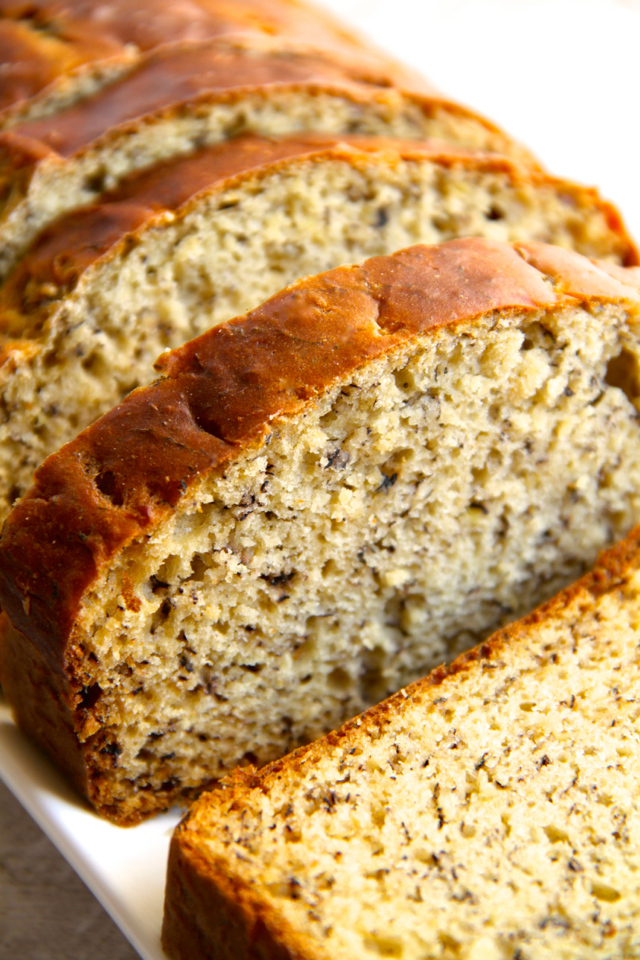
{"left": 1, "top": 1, "right": 640, "bottom": 956}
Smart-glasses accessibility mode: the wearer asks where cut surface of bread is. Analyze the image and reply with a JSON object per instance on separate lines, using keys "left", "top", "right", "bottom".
{"left": 162, "top": 528, "right": 640, "bottom": 960}
{"left": 0, "top": 134, "right": 634, "bottom": 523}
{"left": 4, "top": 239, "right": 640, "bottom": 823}
{"left": 0, "top": 34, "right": 536, "bottom": 279}
{"left": 0, "top": 0, "right": 431, "bottom": 123}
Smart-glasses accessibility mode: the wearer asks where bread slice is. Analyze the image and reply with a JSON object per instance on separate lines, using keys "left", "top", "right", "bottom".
{"left": 0, "top": 34, "right": 536, "bottom": 280}
{"left": 0, "top": 0, "right": 431, "bottom": 126}
{"left": 0, "top": 134, "right": 634, "bottom": 523}
{"left": 3, "top": 238, "right": 640, "bottom": 824}
{"left": 162, "top": 526, "right": 640, "bottom": 960}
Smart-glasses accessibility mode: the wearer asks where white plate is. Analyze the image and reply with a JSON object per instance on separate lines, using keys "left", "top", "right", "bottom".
{"left": 1, "top": 2, "right": 639, "bottom": 958}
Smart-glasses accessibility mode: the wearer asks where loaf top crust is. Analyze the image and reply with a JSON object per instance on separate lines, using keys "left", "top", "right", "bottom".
{"left": 164, "top": 525, "right": 640, "bottom": 960}
{"left": 0, "top": 37, "right": 402, "bottom": 159}
{"left": 2, "top": 132, "right": 636, "bottom": 346}
{"left": 1, "top": 237, "right": 640, "bottom": 672}
{"left": 0, "top": 34, "right": 511, "bottom": 165}
{"left": 0, "top": 15, "right": 114, "bottom": 114}
{"left": 0, "top": 0, "right": 429, "bottom": 115}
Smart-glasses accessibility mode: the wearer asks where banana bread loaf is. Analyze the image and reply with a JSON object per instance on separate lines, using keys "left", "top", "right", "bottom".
{"left": 0, "top": 34, "right": 536, "bottom": 280}
{"left": 0, "top": 134, "right": 633, "bottom": 522}
{"left": 162, "top": 526, "right": 640, "bottom": 960}
{"left": 3, "top": 238, "right": 640, "bottom": 824}
{"left": 0, "top": 0, "right": 431, "bottom": 126}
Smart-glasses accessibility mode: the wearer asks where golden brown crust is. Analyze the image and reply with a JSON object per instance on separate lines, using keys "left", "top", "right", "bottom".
{"left": 1, "top": 39, "right": 381, "bottom": 159}
{"left": 0, "top": 35, "right": 481, "bottom": 164}
{"left": 0, "top": 19, "right": 97, "bottom": 114}
{"left": 583, "top": 257, "right": 640, "bottom": 293}
{"left": 0, "top": 383, "right": 236, "bottom": 668}
{"left": 4, "top": 132, "right": 637, "bottom": 341}
{"left": 0, "top": 0, "right": 430, "bottom": 116}
{"left": 161, "top": 523, "right": 640, "bottom": 959}
{"left": 3, "top": 237, "right": 640, "bottom": 821}
{"left": 516, "top": 241, "right": 640, "bottom": 297}
{"left": 163, "top": 834, "right": 320, "bottom": 960}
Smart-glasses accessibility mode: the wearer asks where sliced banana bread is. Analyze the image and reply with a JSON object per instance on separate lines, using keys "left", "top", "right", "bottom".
{"left": 0, "top": 34, "right": 536, "bottom": 279}
{"left": 3, "top": 239, "right": 640, "bottom": 823}
{"left": 0, "top": 134, "right": 634, "bottom": 522}
{"left": 162, "top": 527, "right": 640, "bottom": 960}
{"left": 0, "top": 0, "right": 430, "bottom": 126}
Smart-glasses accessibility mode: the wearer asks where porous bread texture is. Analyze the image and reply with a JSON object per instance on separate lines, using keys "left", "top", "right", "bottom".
{"left": 163, "top": 532, "right": 640, "bottom": 960}
{"left": 51, "top": 296, "right": 640, "bottom": 818}
{"left": 0, "top": 36, "right": 534, "bottom": 280}
{"left": 0, "top": 93, "right": 503, "bottom": 281}
{"left": 0, "top": 142, "right": 633, "bottom": 522}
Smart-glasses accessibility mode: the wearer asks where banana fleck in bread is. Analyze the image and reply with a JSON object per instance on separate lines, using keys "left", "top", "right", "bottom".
{"left": 0, "top": 133, "right": 634, "bottom": 522}
{"left": 0, "top": 33, "right": 536, "bottom": 280}
{"left": 3, "top": 239, "right": 640, "bottom": 823}
{"left": 0, "top": 0, "right": 431, "bottom": 127}
{"left": 162, "top": 527, "right": 640, "bottom": 960}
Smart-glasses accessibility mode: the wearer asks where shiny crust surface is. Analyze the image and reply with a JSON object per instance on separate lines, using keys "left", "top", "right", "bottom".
{"left": 2, "top": 37, "right": 402, "bottom": 159}
{"left": 0, "top": 0, "right": 428, "bottom": 113}
{"left": 161, "top": 525, "right": 640, "bottom": 959}
{"left": 4, "top": 132, "right": 636, "bottom": 342}
{"left": 0, "top": 32, "right": 510, "bottom": 174}
{"left": 0, "top": 19, "right": 98, "bottom": 114}
{"left": 2, "top": 238, "right": 640, "bottom": 821}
